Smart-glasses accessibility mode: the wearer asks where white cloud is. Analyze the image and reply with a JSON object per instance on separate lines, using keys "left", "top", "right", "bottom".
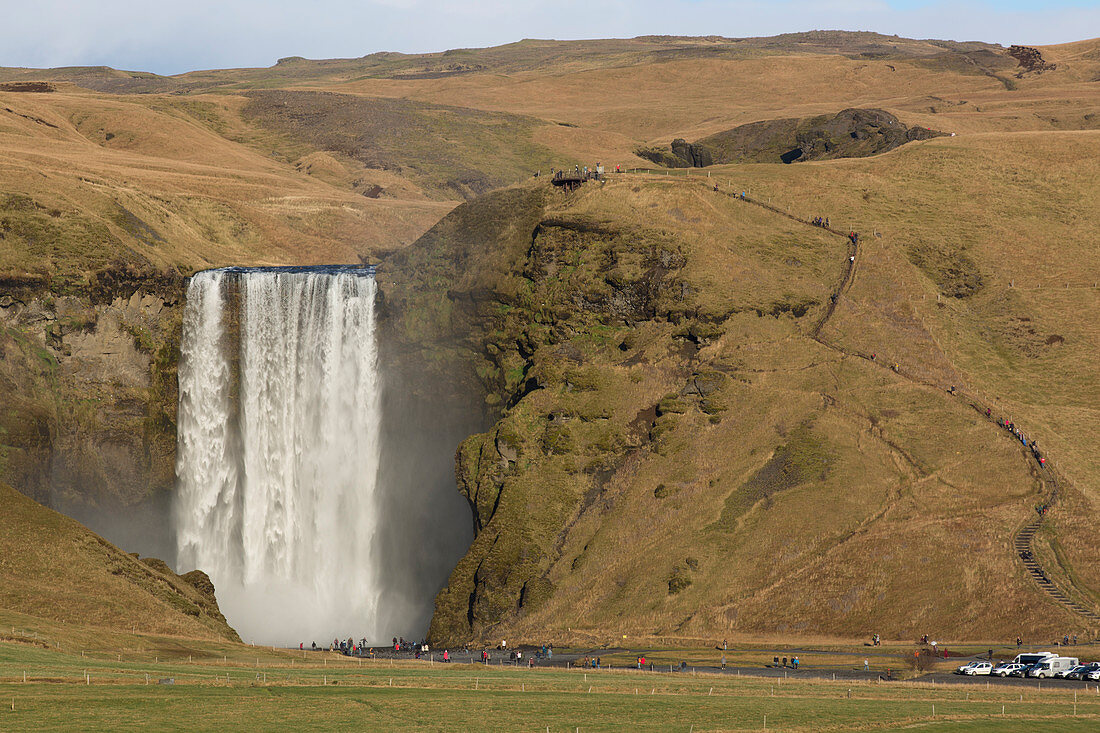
{"left": 0, "top": 0, "right": 1095, "bottom": 74}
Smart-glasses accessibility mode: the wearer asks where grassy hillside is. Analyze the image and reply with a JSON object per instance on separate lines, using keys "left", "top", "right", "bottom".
{"left": 0, "top": 481, "right": 237, "bottom": 640}
{"left": 0, "top": 88, "right": 455, "bottom": 289}
{"left": 387, "top": 126, "right": 1100, "bottom": 644}
{"left": 2, "top": 34, "right": 1098, "bottom": 288}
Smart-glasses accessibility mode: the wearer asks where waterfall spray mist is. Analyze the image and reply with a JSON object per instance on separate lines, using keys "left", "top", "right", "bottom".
{"left": 175, "top": 268, "right": 383, "bottom": 645}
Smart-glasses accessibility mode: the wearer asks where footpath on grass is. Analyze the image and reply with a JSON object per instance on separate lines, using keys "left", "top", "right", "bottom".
{"left": 700, "top": 177, "right": 1100, "bottom": 626}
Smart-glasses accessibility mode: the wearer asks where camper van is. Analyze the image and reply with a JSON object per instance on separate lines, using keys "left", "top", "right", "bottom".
{"left": 1010, "top": 652, "right": 1056, "bottom": 677}
{"left": 1027, "top": 657, "right": 1078, "bottom": 678}
{"left": 1012, "top": 652, "right": 1056, "bottom": 666}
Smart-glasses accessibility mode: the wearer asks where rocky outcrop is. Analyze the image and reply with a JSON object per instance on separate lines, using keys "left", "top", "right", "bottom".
{"left": 670, "top": 139, "right": 714, "bottom": 168}
{"left": 1008, "top": 45, "right": 1056, "bottom": 76}
{"left": 635, "top": 138, "right": 714, "bottom": 168}
{"left": 0, "top": 82, "right": 55, "bottom": 93}
{"left": 637, "top": 109, "right": 944, "bottom": 167}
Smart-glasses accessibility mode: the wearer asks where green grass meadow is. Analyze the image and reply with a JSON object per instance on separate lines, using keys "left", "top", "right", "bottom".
{"left": 2, "top": 640, "right": 1099, "bottom": 731}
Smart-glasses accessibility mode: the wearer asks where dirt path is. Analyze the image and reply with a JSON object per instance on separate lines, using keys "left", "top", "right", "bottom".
{"left": 712, "top": 182, "right": 1100, "bottom": 625}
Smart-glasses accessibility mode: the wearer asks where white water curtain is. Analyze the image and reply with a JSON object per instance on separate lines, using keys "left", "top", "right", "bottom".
{"left": 175, "top": 269, "right": 383, "bottom": 645}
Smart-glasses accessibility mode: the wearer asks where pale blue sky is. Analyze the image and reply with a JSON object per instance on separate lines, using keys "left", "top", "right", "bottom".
{"left": 0, "top": 0, "right": 1097, "bottom": 74}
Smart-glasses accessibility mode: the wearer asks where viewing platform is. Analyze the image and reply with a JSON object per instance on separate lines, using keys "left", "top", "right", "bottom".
{"left": 550, "top": 174, "right": 588, "bottom": 191}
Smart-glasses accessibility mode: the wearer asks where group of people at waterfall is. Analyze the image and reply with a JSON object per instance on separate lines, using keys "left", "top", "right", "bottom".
{"left": 299, "top": 635, "right": 434, "bottom": 658}
{"left": 295, "top": 637, "right": 562, "bottom": 668}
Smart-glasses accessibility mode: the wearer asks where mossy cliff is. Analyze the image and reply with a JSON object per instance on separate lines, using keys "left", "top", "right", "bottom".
{"left": 0, "top": 264, "right": 184, "bottom": 559}
{"left": 385, "top": 176, "right": 1073, "bottom": 646}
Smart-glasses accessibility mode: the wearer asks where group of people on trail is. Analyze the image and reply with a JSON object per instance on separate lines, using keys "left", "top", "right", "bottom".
{"left": 987, "top": 409, "right": 1046, "bottom": 467}
{"left": 983, "top": 408, "right": 1052, "bottom": 518}
{"left": 548, "top": 162, "right": 607, "bottom": 181}
{"left": 771, "top": 656, "right": 800, "bottom": 669}
{"left": 812, "top": 216, "right": 830, "bottom": 228}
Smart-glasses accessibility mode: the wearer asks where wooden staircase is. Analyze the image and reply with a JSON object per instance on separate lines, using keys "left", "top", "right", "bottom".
{"left": 1012, "top": 475, "right": 1100, "bottom": 623}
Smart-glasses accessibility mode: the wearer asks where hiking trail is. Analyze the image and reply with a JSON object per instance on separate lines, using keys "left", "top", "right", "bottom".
{"left": 711, "top": 179, "right": 1100, "bottom": 626}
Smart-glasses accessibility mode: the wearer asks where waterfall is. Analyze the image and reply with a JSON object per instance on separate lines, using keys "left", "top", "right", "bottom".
{"left": 174, "top": 267, "right": 383, "bottom": 645}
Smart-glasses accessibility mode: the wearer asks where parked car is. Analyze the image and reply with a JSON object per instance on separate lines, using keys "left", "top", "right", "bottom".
{"left": 993, "top": 663, "right": 1025, "bottom": 677}
{"left": 955, "top": 661, "right": 981, "bottom": 675}
{"left": 1057, "top": 665, "right": 1086, "bottom": 679}
{"left": 964, "top": 662, "right": 994, "bottom": 676}
{"left": 1068, "top": 662, "right": 1100, "bottom": 680}
{"left": 1085, "top": 667, "right": 1100, "bottom": 681}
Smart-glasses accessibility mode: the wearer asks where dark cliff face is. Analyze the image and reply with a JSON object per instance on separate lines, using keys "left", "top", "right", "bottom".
{"left": 0, "top": 265, "right": 184, "bottom": 561}
{"left": 636, "top": 108, "right": 945, "bottom": 168}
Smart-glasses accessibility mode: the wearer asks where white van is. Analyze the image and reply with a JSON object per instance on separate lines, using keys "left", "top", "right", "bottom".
{"left": 1012, "top": 652, "right": 1056, "bottom": 666}
{"left": 1027, "top": 657, "right": 1078, "bottom": 678}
